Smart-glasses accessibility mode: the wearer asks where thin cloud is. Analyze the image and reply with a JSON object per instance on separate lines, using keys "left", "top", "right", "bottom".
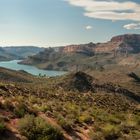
{"left": 85, "top": 25, "right": 93, "bottom": 30}
{"left": 64, "top": 0, "right": 140, "bottom": 21}
{"left": 64, "top": 0, "right": 140, "bottom": 30}
{"left": 123, "top": 23, "right": 140, "bottom": 30}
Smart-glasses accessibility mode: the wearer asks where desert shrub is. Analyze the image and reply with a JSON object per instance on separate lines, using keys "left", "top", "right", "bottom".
{"left": 14, "top": 103, "right": 27, "bottom": 117}
{"left": 92, "top": 108, "right": 110, "bottom": 122}
{"left": 29, "top": 96, "right": 39, "bottom": 104}
{"left": 18, "top": 115, "right": 63, "bottom": 140}
{"left": 77, "top": 114, "right": 93, "bottom": 124}
{"left": 64, "top": 102, "right": 80, "bottom": 115}
{"left": 102, "top": 124, "right": 121, "bottom": 140}
{"left": 57, "top": 115, "right": 73, "bottom": 132}
{"left": 35, "top": 104, "right": 51, "bottom": 113}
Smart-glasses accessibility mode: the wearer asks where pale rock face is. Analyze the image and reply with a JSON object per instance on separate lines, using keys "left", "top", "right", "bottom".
{"left": 60, "top": 42, "right": 95, "bottom": 54}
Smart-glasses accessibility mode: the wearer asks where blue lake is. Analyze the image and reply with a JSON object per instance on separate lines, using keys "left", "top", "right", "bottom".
{"left": 0, "top": 60, "right": 66, "bottom": 77}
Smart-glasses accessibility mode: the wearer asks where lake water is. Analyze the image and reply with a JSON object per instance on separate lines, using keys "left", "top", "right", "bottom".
{"left": 0, "top": 60, "right": 66, "bottom": 77}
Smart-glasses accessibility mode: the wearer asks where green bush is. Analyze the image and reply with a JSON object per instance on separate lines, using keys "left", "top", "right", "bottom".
{"left": 78, "top": 114, "right": 93, "bottom": 124}
{"left": 18, "top": 115, "right": 64, "bottom": 140}
{"left": 14, "top": 103, "right": 27, "bottom": 118}
{"left": 58, "top": 117, "right": 73, "bottom": 132}
{"left": 102, "top": 124, "right": 121, "bottom": 140}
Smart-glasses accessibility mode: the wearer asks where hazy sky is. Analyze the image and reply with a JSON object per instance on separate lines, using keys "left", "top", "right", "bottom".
{"left": 0, "top": 0, "right": 140, "bottom": 47}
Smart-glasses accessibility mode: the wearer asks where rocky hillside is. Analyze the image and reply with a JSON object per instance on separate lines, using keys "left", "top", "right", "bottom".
{"left": 58, "top": 71, "right": 140, "bottom": 102}
{"left": 0, "top": 69, "right": 139, "bottom": 140}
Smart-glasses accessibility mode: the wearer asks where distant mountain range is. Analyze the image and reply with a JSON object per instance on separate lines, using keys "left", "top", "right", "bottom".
{"left": 20, "top": 34, "right": 140, "bottom": 71}
{"left": 0, "top": 46, "right": 44, "bottom": 61}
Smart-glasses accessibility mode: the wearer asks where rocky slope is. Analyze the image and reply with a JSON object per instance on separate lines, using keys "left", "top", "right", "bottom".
{"left": 59, "top": 71, "right": 140, "bottom": 102}
{"left": 0, "top": 69, "right": 139, "bottom": 140}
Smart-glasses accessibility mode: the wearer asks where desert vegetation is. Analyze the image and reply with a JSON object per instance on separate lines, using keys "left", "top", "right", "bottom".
{"left": 0, "top": 69, "right": 139, "bottom": 140}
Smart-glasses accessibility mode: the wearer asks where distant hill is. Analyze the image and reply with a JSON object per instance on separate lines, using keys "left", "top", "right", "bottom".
{"left": 3, "top": 46, "right": 44, "bottom": 59}
{"left": 0, "top": 46, "right": 44, "bottom": 61}
{"left": 0, "top": 47, "right": 19, "bottom": 61}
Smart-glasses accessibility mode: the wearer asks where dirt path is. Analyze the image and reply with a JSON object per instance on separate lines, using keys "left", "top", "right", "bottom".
{"left": 1, "top": 110, "right": 91, "bottom": 140}
{"left": 38, "top": 112, "right": 73, "bottom": 140}
{"left": 38, "top": 112, "right": 91, "bottom": 140}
